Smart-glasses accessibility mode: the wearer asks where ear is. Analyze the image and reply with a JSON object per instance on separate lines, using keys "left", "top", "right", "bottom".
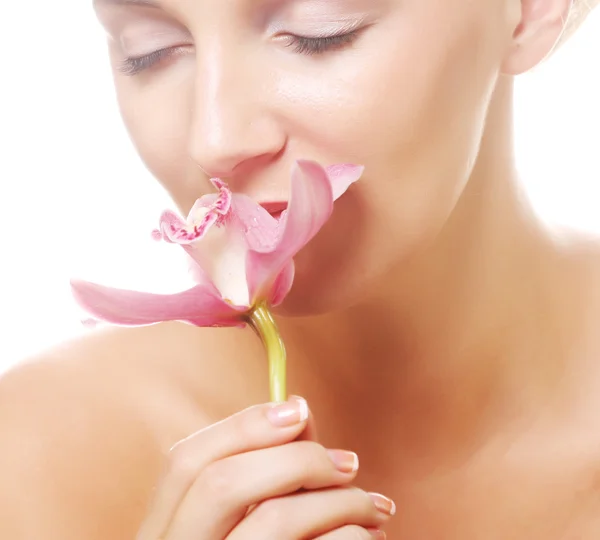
{"left": 501, "top": 0, "right": 573, "bottom": 74}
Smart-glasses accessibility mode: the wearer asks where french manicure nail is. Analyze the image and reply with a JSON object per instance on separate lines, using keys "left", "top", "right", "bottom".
{"left": 369, "top": 492, "right": 397, "bottom": 516}
{"left": 266, "top": 396, "right": 308, "bottom": 427}
{"left": 327, "top": 449, "right": 359, "bottom": 473}
{"left": 367, "top": 529, "right": 387, "bottom": 540}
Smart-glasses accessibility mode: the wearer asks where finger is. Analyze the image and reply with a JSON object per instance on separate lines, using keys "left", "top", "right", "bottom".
{"left": 226, "top": 487, "right": 395, "bottom": 540}
{"left": 245, "top": 402, "right": 317, "bottom": 520}
{"left": 296, "top": 396, "right": 318, "bottom": 442}
{"left": 166, "top": 442, "right": 359, "bottom": 539}
{"left": 315, "top": 525, "right": 387, "bottom": 540}
{"left": 136, "top": 396, "right": 309, "bottom": 540}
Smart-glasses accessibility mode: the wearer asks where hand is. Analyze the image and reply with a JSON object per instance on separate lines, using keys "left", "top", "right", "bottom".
{"left": 136, "top": 396, "right": 394, "bottom": 540}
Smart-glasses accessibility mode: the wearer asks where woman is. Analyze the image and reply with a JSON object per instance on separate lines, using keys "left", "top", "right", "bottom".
{"left": 1, "top": 0, "right": 599, "bottom": 538}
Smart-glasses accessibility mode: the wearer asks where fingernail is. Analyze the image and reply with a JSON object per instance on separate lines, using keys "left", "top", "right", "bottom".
{"left": 369, "top": 493, "right": 396, "bottom": 516}
{"left": 367, "top": 529, "right": 387, "bottom": 540}
{"left": 327, "top": 449, "right": 359, "bottom": 473}
{"left": 267, "top": 396, "right": 308, "bottom": 427}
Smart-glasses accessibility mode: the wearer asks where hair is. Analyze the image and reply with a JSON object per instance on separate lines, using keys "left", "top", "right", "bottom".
{"left": 558, "top": 0, "right": 600, "bottom": 46}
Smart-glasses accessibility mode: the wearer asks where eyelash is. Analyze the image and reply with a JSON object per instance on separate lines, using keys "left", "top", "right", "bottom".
{"left": 117, "top": 47, "right": 180, "bottom": 76}
{"left": 117, "top": 30, "right": 360, "bottom": 76}
{"left": 285, "top": 30, "right": 360, "bottom": 56}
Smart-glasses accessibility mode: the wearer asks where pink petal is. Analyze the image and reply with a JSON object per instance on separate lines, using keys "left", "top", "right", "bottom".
{"left": 186, "top": 254, "right": 213, "bottom": 285}
{"left": 326, "top": 164, "right": 364, "bottom": 200}
{"left": 153, "top": 209, "right": 188, "bottom": 244}
{"left": 153, "top": 187, "right": 228, "bottom": 245}
{"left": 229, "top": 194, "right": 281, "bottom": 252}
{"left": 176, "top": 199, "right": 253, "bottom": 306}
{"left": 210, "top": 178, "right": 232, "bottom": 214}
{"left": 186, "top": 193, "right": 219, "bottom": 219}
{"left": 70, "top": 279, "right": 246, "bottom": 328}
{"left": 226, "top": 162, "right": 363, "bottom": 253}
{"left": 178, "top": 212, "right": 219, "bottom": 243}
{"left": 246, "top": 160, "right": 335, "bottom": 302}
{"left": 268, "top": 261, "right": 295, "bottom": 306}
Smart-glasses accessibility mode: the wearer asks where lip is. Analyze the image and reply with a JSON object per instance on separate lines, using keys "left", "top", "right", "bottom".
{"left": 259, "top": 201, "right": 288, "bottom": 219}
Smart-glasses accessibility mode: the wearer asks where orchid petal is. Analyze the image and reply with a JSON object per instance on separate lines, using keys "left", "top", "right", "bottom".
{"left": 185, "top": 254, "right": 213, "bottom": 285}
{"left": 71, "top": 278, "right": 246, "bottom": 327}
{"left": 326, "top": 164, "right": 364, "bottom": 200}
{"left": 246, "top": 160, "right": 334, "bottom": 302}
{"left": 182, "top": 217, "right": 252, "bottom": 307}
{"left": 268, "top": 261, "right": 295, "bottom": 306}
{"left": 224, "top": 163, "right": 363, "bottom": 254}
{"left": 229, "top": 194, "right": 281, "bottom": 252}
{"left": 153, "top": 209, "right": 188, "bottom": 244}
{"left": 185, "top": 194, "right": 219, "bottom": 221}
{"left": 210, "top": 178, "right": 232, "bottom": 215}
{"left": 154, "top": 187, "right": 228, "bottom": 245}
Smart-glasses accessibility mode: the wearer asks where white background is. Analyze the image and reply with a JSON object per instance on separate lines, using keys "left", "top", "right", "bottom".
{"left": 0, "top": 5, "right": 598, "bottom": 372}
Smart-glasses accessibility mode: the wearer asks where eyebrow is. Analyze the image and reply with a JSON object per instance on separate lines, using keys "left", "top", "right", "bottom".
{"left": 93, "top": 0, "right": 160, "bottom": 7}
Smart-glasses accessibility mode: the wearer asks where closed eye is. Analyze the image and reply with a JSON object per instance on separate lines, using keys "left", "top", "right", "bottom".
{"left": 285, "top": 30, "right": 361, "bottom": 56}
{"left": 117, "top": 46, "right": 189, "bottom": 76}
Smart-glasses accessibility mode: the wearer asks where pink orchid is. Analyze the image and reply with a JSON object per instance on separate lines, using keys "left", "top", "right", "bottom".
{"left": 71, "top": 160, "right": 362, "bottom": 327}
{"left": 71, "top": 160, "right": 363, "bottom": 400}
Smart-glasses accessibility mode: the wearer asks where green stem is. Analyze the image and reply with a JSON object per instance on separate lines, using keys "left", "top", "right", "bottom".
{"left": 248, "top": 303, "right": 287, "bottom": 403}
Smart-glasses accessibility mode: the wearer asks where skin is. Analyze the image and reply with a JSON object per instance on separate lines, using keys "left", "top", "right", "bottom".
{"left": 2, "top": 0, "right": 600, "bottom": 538}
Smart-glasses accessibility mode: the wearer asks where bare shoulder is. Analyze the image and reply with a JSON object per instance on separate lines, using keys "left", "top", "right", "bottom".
{"left": 0, "top": 321, "right": 265, "bottom": 539}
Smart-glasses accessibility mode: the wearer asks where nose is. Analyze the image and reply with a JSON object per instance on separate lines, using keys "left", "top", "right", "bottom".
{"left": 188, "top": 49, "right": 286, "bottom": 180}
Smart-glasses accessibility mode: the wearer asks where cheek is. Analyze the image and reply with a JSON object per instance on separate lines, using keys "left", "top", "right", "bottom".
{"left": 279, "top": 5, "right": 500, "bottom": 210}
{"left": 278, "top": 7, "right": 505, "bottom": 313}
{"left": 113, "top": 61, "right": 200, "bottom": 209}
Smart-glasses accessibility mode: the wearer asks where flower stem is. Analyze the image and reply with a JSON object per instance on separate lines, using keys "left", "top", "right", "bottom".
{"left": 248, "top": 303, "right": 287, "bottom": 403}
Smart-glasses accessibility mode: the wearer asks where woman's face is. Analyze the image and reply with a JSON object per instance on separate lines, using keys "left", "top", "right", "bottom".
{"left": 94, "top": 0, "right": 520, "bottom": 314}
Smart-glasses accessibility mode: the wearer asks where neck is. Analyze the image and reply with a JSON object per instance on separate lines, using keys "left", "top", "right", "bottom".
{"left": 276, "top": 80, "right": 564, "bottom": 464}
